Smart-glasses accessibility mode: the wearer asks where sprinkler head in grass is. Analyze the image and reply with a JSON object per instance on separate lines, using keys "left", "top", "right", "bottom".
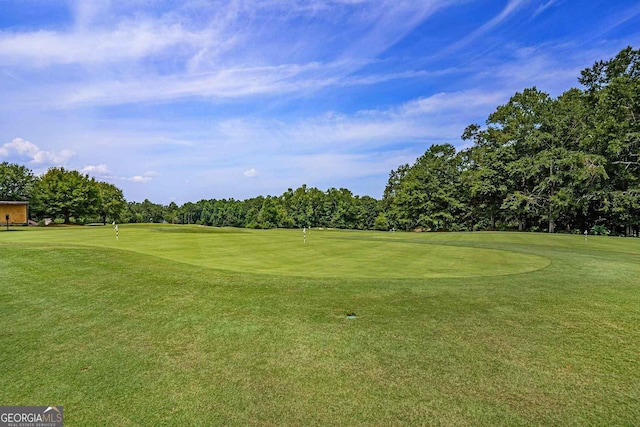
{"left": 346, "top": 312, "right": 357, "bottom": 319}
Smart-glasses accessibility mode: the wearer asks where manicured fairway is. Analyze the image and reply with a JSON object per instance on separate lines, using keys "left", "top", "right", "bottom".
{"left": 3, "top": 225, "right": 550, "bottom": 278}
{"left": 1, "top": 225, "right": 639, "bottom": 425}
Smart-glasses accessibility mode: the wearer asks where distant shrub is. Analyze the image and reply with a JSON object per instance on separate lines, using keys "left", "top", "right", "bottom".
{"left": 373, "top": 213, "right": 389, "bottom": 231}
{"left": 590, "top": 225, "right": 610, "bottom": 236}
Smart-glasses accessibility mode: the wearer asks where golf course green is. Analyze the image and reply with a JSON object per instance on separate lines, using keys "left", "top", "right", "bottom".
{"left": 1, "top": 225, "right": 638, "bottom": 425}
{"left": 3, "top": 225, "right": 550, "bottom": 278}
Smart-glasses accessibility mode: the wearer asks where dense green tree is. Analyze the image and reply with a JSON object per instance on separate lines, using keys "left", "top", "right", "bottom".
{"left": 164, "top": 202, "right": 180, "bottom": 223}
{"left": 579, "top": 46, "right": 640, "bottom": 234}
{"left": 281, "top": 185, "right": 319, "bottom": 228}
{"left": 461, "top": 125, "right": 510, "bottom": 230}
{"left": 126, "top": 199, "right": 164, "bottom": 223}
{"left": 324, "top": 188, "right": 358, "bottom": 228}
{"left": 373, "top": 212, "right": 389, "bottom": 231}
{"left": 0, "top": 162, "right": 36, "bottom": 202}
{"left": 485, "top": 88, "right": 553, "bottom": 230}
{"left": 179, "top": 202, "right": 200, "bottom": 224}
{"left": 471, "top": 86, "right": 608, "bottom": 232}
{"left": 96, "top": 181, "right": 126, "bottom": 225}
{"left": 382, "top": 163, "right": 410, "bottom": 231}
{"left": 388, "top": 144, "right": 464, "bottom": 231}
{"left": 254, "top": 196, "right": 279, "bottom": 228}
{"left": 35, "top": 167, "right": 99, "bottom": 224}
{"left": 357, "top": 195, "right": 380, "bottom": 230}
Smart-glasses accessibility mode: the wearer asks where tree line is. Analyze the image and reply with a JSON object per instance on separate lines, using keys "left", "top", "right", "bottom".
{"left": 124, "top": 186, "right": 382, "bottom": 230}
{"left": 383, "top": 46, "right": 639, "bottom": 235}
{"left": 1, "top": 47, "right": 638, "bottom": 234}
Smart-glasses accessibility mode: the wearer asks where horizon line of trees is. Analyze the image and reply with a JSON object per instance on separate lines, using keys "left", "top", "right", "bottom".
{"left": 1, "top": 46, "right": 638, "bottom": 235}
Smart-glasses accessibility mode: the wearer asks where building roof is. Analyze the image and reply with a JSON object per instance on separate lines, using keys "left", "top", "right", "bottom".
{"left": 0, "top": 201, "right": 29, "bottom": 205}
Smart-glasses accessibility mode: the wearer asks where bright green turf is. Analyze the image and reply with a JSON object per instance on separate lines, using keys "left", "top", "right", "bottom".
{"left": 2, "top": 225, "right": 549, "bottom": 278}
{"left": 1, "top": 225, "right": 639, "bottom": 426}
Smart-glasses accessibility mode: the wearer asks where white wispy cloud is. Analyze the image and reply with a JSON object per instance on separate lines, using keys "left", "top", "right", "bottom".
{"left": 43, "top": 62, "right": 452, "bottom": 107}
{"left": 0, "top": 138, "right": 75, "bottom": 165}
{"left": 80, "top": 163, "right": 157, "bottom": 184}
{"left": 244, "top": 168, "right": 258, "bottom": 177}
{"left": 56, "top": 61, "right": 345, "bottom": 106}
{"left": 532, "top": 0, "right": 562, "bottom": 18}
{"left": 442, "top": 0, "right": 530, "bottom": 55}
{"left": 0, "top": 22, "right": 212, "bottom": 66}
{"left": 399, "top": 90, "right": 509, "bottom": 116}
{"left": 128, "top": 171, "right": 158, "bottom": 182}
{"left": 81, "top": 164, "right": 110, "bottom": 175}
{"left": 585, "top": 2, "right": 640, "bottom": 45}
{"left": 0, "top": 0, "right": 451, "bottom": 108}
{"left": 336, "top": 1, "right": 456, "bottom": 62}
{"left": 289, "top": 89, "right": 505, "bottom": 143}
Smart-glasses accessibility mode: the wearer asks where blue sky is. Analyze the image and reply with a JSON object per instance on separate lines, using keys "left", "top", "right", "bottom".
{"left": 1, "top": 0, "right": 639, "bottom": 204}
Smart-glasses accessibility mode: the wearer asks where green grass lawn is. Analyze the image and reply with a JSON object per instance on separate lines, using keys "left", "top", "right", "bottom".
{"left": 1, "top": 225, "right": 639, "bottom": 425}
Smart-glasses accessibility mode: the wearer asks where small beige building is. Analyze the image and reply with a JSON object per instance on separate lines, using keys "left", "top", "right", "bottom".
{"left": 0, "top": 201, "right": 28, "bottom": 225}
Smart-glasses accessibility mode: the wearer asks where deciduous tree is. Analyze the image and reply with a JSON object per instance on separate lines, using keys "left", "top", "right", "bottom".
{"left": 35, "top": 167, "right": 99, "bottom": 224}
